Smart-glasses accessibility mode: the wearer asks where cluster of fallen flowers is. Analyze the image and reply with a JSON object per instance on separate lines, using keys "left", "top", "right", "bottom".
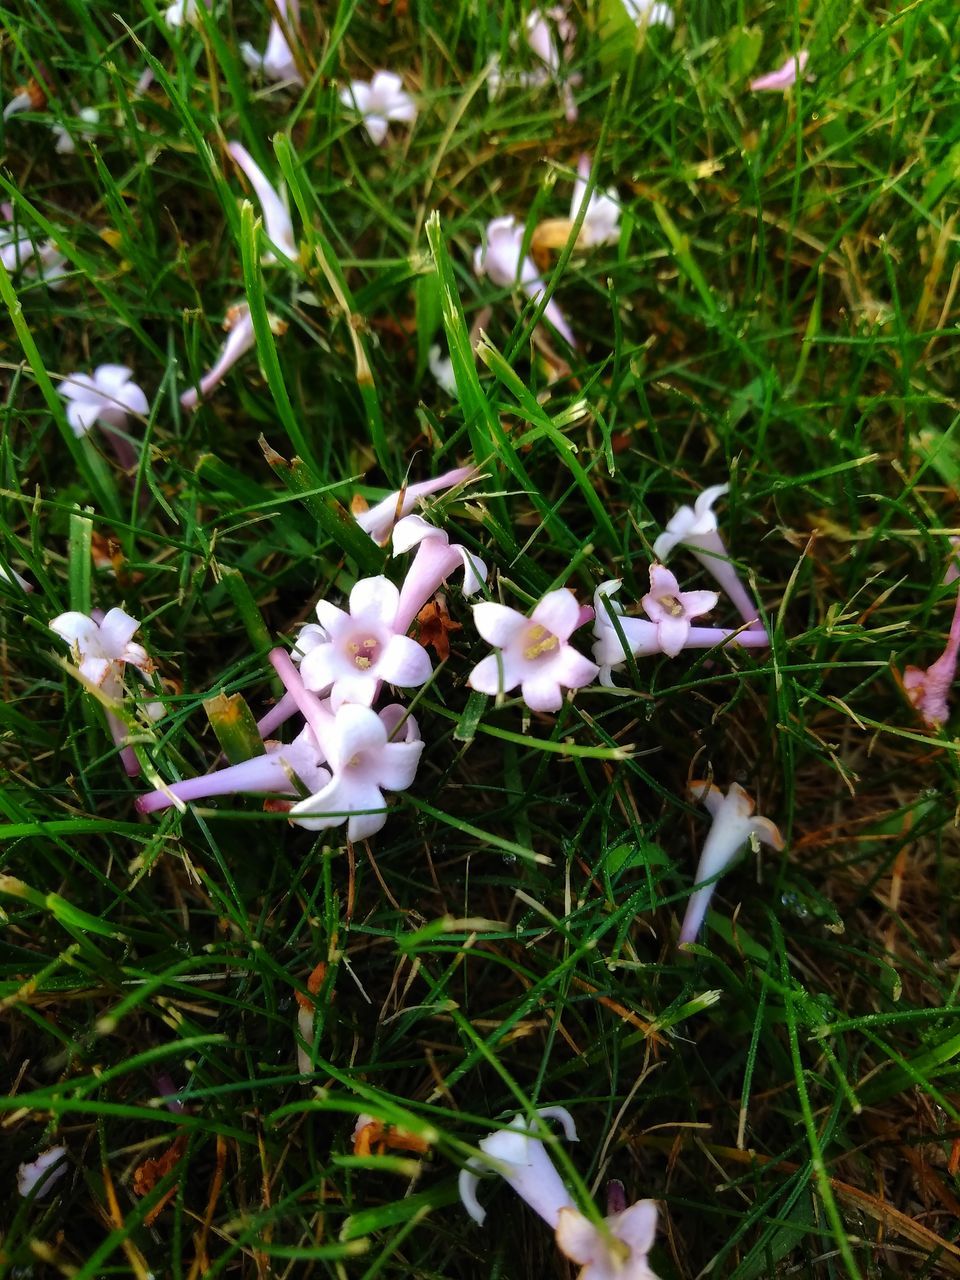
{"left": 47, "top": 466, "right": 780, "bottom": 948}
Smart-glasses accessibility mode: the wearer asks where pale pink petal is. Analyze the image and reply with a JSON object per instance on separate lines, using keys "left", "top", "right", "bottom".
{"left": 656, "top": 613, "right": 689, "bottom": 658}
{"left": 364, "top": 116, "right": 389, "bottom": 145}
{"left": 315, "top": 600, "right": 349, "bottom": 633}
{"left": 555, "top": 1209, "right": 603, "bottom": 1266}
{"left": 530, "top": 588, "right": 581, "bottom": 641}
{"left": 391, "top": 514, "right": 440, "bottom": 554}
{"left": 328, "top": 703, "right": 387, "bottom": 772}
{"left": 610, "top": 1199, "right": 658, "bottom": 1254}
{"left": 348, "top": 575, "right": 400, "bottom": 626}
{"left": 377, "top": 634, "right": 432, "bottom": 688}
{"left": 520, "top": 674, "right": 564, "bottom": 712}
{"left": 472, "top": 601, "right": 527, "bottom": 648}
{"left": 678, "top": 589, "right": 719, "bottom": 618}
{"left": 299, "top": 643, "right": 343, "bottom": 693}
{"left": 329, "top": 670, "right": 379, "bottom": 710}
{"left": 468, "top": 652, "right": 513, "bottom": 696}
{"left": 50, "top": 611, "right": 101, "bottom": 651}
{"left": 647, "top": 563, "right": 682, "bottom": 600}
{"left": 550, "top": 646, "right": 599, "bottom": 690}
{"left": 374, "top": 740, "right": 424, "bottom": 792}
{"left": 79, "top": 655, "right": 112, "bottom": 686}
{"left": 97, "top": 607, "right": 140, "bottom": 655}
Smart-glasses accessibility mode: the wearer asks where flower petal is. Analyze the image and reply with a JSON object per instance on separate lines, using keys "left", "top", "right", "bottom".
{"left": 520, "top": 674, "right": 564, "bottom": 712}
{"left": 373, "top": 740, "right": 424, "bottom": 793}
{"left": 49, "top": 611, "right": 102, "bottom": 653}
{"left": 97, "top": 607, "right": 140, "bottom": 656}
{"left": 550, "top": 645, "right": 599, "bottom": 690}
{"left": 531, "top": 588, "right": 582, "bottom": 641}
{"left": 656, "top": 613, "right": 689, "bottom": 658}
{"left": 467, "top": 652, "right": 512, "bottom": 696}
{"left": 299, "top": 643, "right": 342, "bottom": 693}
{"left": 349, "top": 575, "right": 400, "bottom": 626}
{"left": 472, "top": 601, "right": 527, "bottom": 648}
{"left": 555, "top": 1207, "right": 603, "bottom": 1267}
{"left": 329, "top": 703, "right": 387, "bottom": 771}
{"left": 329, "top": 670, "right": 379, "bottom": 711}
{"left": 377, "top": 633, "right": 432, "bottom": 688}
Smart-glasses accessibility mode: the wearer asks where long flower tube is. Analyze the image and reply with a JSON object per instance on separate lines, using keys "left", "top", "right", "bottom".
{"left": 679, "top": 781, "right": 783, "bottom": 946}
{"left": 653, "top": 484, "right": 764, "bottom": 629}
{"left": 240, "top": 0, "right": 303, "bottom": 84}
{"left": 180, "top": 303, "right": 257, "bottom": 409}
{"left": 135, "top": 727, "right": 329, "bottom": 815}
{"left": 393, "top": 516, "right": 487, "bottom": 634}
{"left": 355, "top": 465, "right": 477, "bottom": 545}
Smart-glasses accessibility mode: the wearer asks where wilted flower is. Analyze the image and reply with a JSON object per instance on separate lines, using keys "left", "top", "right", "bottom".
{"left": 474, "top": 215, "right": 575, "bottom": 346}
{"left": 679, "top": 781, "right": 784, "bottom": 946}
{"left": 299, "top": 576, "right": 433, "bottom": 710}
{"left": 338, "top": 72, "right": 417, "bottom": 146}
{"left": 241, "top": 0, "right": 303, "bottom": 85}
{"left": 749, "top": 51, "right": 809, "bottom": 92}
{"left": 354, "top": 465, "right": 476, "bottom": 546}
{"left": 640, "top": 564, "right": 718, "bottom": 658}
{"left": 49, "top": 607, "right": 153, "bottom": 775}
{"left": 622, "top": 0, "right": 675, "bottom": 30}
{"left": 180, "top": 302, "right": 269, "bottom": 409}
{"left": 903, "top": 572, "right": 960, "bottom": 730}
{"left": 51, "top": 107, "right": 99, "bottom": 155}
{"left": 295, "top": 961, "right": 327, "bottom": 1073}
{"left": 653, "top": 484, "right": 763, "bottom": 629}
{"left": 289, "top": 702, "right": 424, "bottom": 841}
{"left": 460, "top": 1108, "right": 661, "bottom": 1279}
{"left": 469, "top": 588, "right": 598, "bottom": 712}
{"left": 227, "top": 141, "right": 298, "bottom": 263}
{"left": 17, "top": 1146, "right": 68, "bottom": 1198}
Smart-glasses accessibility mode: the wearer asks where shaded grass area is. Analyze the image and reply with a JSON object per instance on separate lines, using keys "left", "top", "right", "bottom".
{"left": 1, "top": 0, "right": 960, "bottom": 1276}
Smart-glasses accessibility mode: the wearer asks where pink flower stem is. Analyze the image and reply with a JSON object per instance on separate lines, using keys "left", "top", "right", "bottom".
{"left": 394, "top": 540, "right": 463, "bottom": 634}
{"left": 136, "top": 752, "right": 300, "bottom": 814}
{"left": 107, "top": 711, "right": 141, "bottom": 777}
{"left": 257, "top": 689, "right": 300, "bottom": 738}
{"left": 269, "top": 648, "right": 330, "bottom": 743}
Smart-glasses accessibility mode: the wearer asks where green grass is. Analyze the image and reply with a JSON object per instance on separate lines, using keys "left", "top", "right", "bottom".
{"left": 2, "top": 0, "right": 960, "bottom": 1275}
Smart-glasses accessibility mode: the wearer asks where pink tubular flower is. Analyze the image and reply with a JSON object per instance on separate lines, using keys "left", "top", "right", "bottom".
{"left": 749, "top": 50, "right": 809, "bottom": 92}
{"left": 59, "top": 365, "right": 147, "bottom": 472}
{"left": 338, "top": 72, "right": 417, "bottom": 146}
{"left": 469, "top": 588, "right": 599, "bottom": 712}
{"left": 460, "top": 1109, "right": 662, "bottom": 1279}
{"left": 474, "top": 216, "right": 575, "bottom": 347}
{"left": 679, "top": 781, "right": 784, "bottom": 947}
{"left": 903, "top": 574, "right": 960, "bottom": 730}
{"left": 180, "top": 302, "right": 256, "bottom": 409}
{"left": 652, "top": 484, "right": 763, "bottom": 629}
{"left": 241, "top": 0, "right": 303, "bottom": 85}
{"left": 354, "top": 465, "right": 477, "bottom": 546}
{"left": 136, "top": 723, "right": 329, "bottom": 815}
{"left": 592, "top": 580, "right": 769, "bottom": 685}
{"left": 640, "top": 564, "right": 718, "bottom": 658}
{"left": 227, "top": 142, "right": 298, "bottom": 263}
{"left": 299, "top": 576, "right": 432, "bottom": 710}
{"left": 288, "top": 702, "right": 424, "bottom": 841}
{"left": 49, "top": 607, "right": 153, "bottom": 776}
{"left": 525, "top": 7, "right": 579, "bottom": 121}
{"left": 392, "top": 514, "right": 487, "bottom": 632}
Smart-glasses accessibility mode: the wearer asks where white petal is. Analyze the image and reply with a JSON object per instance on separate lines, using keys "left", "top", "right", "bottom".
{"left": 329, "top": 670, "right": 379, "bottom": 710}
{"left": 391, "top": 514, "right": 441, "bottom": 555}
{"left": 97, "top": 607, "right": 140, "bottom": 656}
{"left": 459, "top": 1164, "right": 487, "bottom": 1225}
{"left": 373, "top": 739, "right": 424, "bottom": 793}
{"left": 377, "top": 634, "right": 432, "bottom": 688}
{"left": 49, "top": 611, "right": 101, "bottom": 653}
{"left": 17, "top": 1146, "right": 68, "bottom": 1198}
{"left": 299, "top": 642, "right": 341, "bottom": 693}
{"left": 472, "top": 601, "right": 527, "bottom": 648}
{"left": 467, "top": 652, "right": 511, "bottom": 696}
{"left": 521, "top": 675, "right": 564, "bottom": 712}
{"left": 550, "top": 646, "right": 599, "bottom": 690}
{"left": 531, "top": 588, "right": 581, "bottom": 641}
{"left": 349, "top": 575, "right": 400, "bottom": 626}
{"left": 363, "top": 115, "right": 390, "bottom": 146}
{"left": 329, "top": 702, "right": 387, "bottom": 770}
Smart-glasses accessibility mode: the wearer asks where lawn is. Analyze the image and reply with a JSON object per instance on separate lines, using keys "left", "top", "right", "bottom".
{"left": 2, "top": 0, "right": 960, "bottom": 1276}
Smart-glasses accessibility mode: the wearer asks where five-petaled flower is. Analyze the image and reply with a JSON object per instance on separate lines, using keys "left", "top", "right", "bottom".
{"left": 49, "top": 607, "right": 153, "bottom": 776}
{"left": 474, "top": 215, "right": 575, "bottom": 346}
{"left": 298, "top": 576, "right": 433, "bottom": 710}
{"left": 653, "top": 484, "right": 763, "bottom": 629}
{"left": 59, "top": 364, "right": 148, "bottom": 438}
{"left": 289, "top": 702, "right": 424, "bottom": 841}
{"left": 679, "top": 781, "right": 784, "bottom": 946}
{"left": 460, "top": 1108, "right": 662, "bottom": 1279}
{"left": 640, "top": 564, "right": 718, "bottom": 658}
{"left": 339, "top": 72, "right": 417, "bottom": 146}
{"left": 469, "top": 588, "right": 598, "bottom": 712}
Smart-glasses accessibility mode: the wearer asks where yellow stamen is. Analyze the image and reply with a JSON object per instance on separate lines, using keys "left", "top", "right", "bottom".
{"left": 523, "top": 623, "right": 560, "bottom": 661}
{"left": 657, "top": 595, "right": 685, "bottom": 617}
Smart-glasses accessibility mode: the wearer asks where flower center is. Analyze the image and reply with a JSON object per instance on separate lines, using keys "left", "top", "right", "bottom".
{"left": 522, "top": 622, "right": 560, "bottom": 662}
{"left": 657, "top": 594, "right": 686, "bottom": 617}
{"left": 347, "top": 635, "right": 380, "bottom": 670}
